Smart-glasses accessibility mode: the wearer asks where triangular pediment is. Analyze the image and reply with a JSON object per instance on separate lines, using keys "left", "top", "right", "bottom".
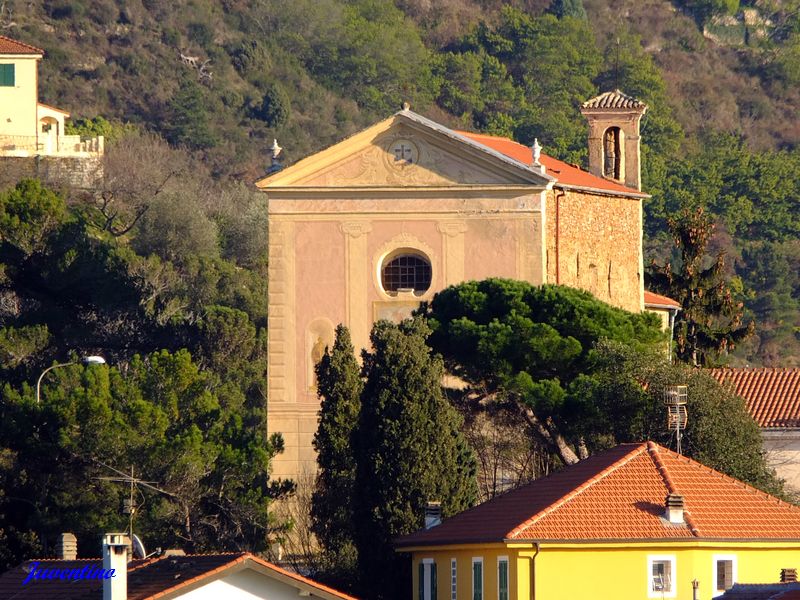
{"left": 256, "top": 111, "right": 553, "bottom": 189}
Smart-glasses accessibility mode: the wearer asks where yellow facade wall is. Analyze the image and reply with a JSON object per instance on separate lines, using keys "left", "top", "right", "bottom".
{"left": 412, "top": 545, "right": 520, "bottom": 600}
{"left": 0, "top": 55, "right": 39, "bottom": 138}
{"left": 411, "top": 542, "right": 800, "bottom": 600}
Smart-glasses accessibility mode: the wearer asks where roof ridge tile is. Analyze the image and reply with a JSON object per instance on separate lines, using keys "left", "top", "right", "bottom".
{"left": 646, "top": 442, "right": 701, "bottom": 537}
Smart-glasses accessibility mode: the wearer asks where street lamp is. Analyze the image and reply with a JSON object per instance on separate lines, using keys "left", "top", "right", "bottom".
{"left": 36, "top": 355, "right": 107, "bottom": 404}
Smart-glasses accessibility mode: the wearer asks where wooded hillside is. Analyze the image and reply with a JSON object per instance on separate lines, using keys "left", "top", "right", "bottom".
{"left": 1, "top": 0, "right": 798, "bottom": 364}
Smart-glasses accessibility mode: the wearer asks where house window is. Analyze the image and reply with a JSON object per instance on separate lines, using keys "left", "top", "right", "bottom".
{"left": 419, "top": 559, "right": 437, "bottom": 600}
{"left": 713, "top": 555, "right": 737, "bottom": 597}
{"left": 0, "top": 64, "right": 14, "bottom": 87}
{"left": 472, "top": 558, "right": 483, "bottom": 600}
{"left": 450, "top": 559, "right": 457, "bottom": 600}
{"left": 498, "top": 557, "right": 509, "bottom": 600}
{"left": 381, "top": 252, "right": 432, "bottom": 294}
{"left": 648, "top": 555, "right": 676, "bottom": 598}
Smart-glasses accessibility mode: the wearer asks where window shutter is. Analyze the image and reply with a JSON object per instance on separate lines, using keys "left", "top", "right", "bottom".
{"left": 419, "top": 562, "right": 425, "bottom": 600}
{"left": 0, "top": 64, "right": 15, "bottom": 86}
{"left": 499, "top": 560, "right": 509, "bottom": 600}
{"left": 473, "top": 561, "right": 482, "bottom": 600}
{"left": 431, "top": 563, "right": 437, "bottom": 600}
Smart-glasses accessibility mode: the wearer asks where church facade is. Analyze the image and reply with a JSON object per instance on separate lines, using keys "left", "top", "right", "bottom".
{"left": 257, "top": 91, "right": 652, "bottom": 485}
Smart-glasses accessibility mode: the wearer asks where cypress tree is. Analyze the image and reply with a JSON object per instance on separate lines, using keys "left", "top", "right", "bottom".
{"left": 311, "top": 325, "right": 362, "bottom": 579}
{"left": 353, "top": 318, "right": 477, "bottom": 599}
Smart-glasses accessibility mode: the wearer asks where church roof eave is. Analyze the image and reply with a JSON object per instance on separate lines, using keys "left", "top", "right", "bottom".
{"left": 394, "top": 108, "right": 556, "bottom": 187}
{"left": 256, "top": 109, "right": 555, "bottom": 189}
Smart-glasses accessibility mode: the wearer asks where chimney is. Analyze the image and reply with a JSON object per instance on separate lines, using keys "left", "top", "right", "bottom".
{"left": 580, "top": 90, "right": 648, "bottom": 191}
{"left": 56, "top": 533, "right": 77, "bottom": 560}
{"left": 665, "top": 493, "right": 685, "bottom": 524}
{"left": 424, "top": 501, "right": 442, "bottom": 530}
{"left": 781, "top": 568, "right": 798, "bottom": 583}
{"left": 102, "top": 533, "right": 130, "bottom": 600}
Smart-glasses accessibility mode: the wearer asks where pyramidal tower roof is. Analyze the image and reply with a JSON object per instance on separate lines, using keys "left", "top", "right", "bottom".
{"left": 582, "top": 89, "right": 646, "bottom": 110}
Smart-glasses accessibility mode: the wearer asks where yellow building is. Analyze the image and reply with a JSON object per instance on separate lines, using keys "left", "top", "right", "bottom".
{"left": 0, "top": 34, "right": 102, "bottom": 157}
{"left": 396, "top": 442, "right": 800, "bottom": 600}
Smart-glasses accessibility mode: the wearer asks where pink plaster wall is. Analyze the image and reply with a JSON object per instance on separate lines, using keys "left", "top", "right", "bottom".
{"left": 294, "top": 221, "right": 347, "bottom": 403}
{"left": 464, "top": 219, "right": 519, "bottom": 281}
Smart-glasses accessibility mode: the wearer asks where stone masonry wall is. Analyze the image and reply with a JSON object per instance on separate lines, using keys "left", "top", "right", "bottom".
{"left": 545, "top": 188, "right": 643, "bottom": 313}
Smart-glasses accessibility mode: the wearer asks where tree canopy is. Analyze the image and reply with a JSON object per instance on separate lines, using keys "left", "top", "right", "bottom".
{"left": 354, "top": 319, "right": 477, "bottom": 599}
{"left": 421, "top": 279, "right": 665, "bottom": 465}
{"left": 0, "top": 349, "right": 291, "bottom": 571}
{"left": 648, "top": 206, "right": 754, "bottom": 366}
{"left": 311, "top": 325, "right": 362, "bottom": 586}
{"left": 0, "top": 167, "right": 276, "bottom": 569}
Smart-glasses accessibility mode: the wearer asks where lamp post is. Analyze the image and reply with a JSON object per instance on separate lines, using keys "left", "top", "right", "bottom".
{"left": 36, "top": 355, "right": 106, "bottom": 404}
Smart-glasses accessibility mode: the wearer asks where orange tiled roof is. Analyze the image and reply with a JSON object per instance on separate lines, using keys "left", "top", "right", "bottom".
{"left": 0, "top": 552, "right": 358, "bottom": 600}
{"left": 456, "top": 130, "right": 647, "bottom": 197}
{"left": 710, "top": 368, "right": 800, "bottom": 428}
{"left": 0, "top": 35, "right": 43, "bottom": 55}
{"left": 644, "top": 290, "right": 681, "bottom": 309}
{"left": 396, "top": 442, "right": 800, "bottom": 547}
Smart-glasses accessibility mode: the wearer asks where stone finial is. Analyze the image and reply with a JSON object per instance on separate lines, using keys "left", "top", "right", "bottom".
{"left": 532, "top": 138, "right": 542, "bottom": 165}
{"left": 270, "top": 139, "right": 282, "bottom": 159}
{"left": 267, "top": 139, "right": 284, "bottom": 175}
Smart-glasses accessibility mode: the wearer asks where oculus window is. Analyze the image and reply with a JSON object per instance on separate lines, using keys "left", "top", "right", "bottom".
{"left": 381, "top": 252, "right": 431, "bottom": 295}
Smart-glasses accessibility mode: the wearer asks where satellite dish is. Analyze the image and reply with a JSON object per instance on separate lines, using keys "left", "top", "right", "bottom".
{"left": 132, "top": 534, "right": 146, "bottom": 559}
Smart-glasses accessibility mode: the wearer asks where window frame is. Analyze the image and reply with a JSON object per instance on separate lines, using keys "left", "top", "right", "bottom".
{"left": 647, "top": 554, "right": 677, "bottom": 599}
{"left": 472, "top": 557, "right": 483, "bottom": 600}
{"left": 712, "top": 554, "right": 737, "bottom": 597}
{"left": 0, "top": 64, "right": 15, "bottom": 87}
{"left": 380, "top": 251, "right": 432, "bottom": 296}
{"left": 498, "top": 556, "right": 509, "bottom": 600}
{"left": 420, "top": 558, "right": 437, "bottom": 600}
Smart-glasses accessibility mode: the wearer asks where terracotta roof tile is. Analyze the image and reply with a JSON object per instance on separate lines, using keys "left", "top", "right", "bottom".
{"left": 456, "top": 130, "right": 647, "bottom": 197}
{"left": 0, "top": 35, "right": 43, "bottom": 55}
{"left": 582, "top": 89, "right": 646, "bottom": 110}
{"left": 0, "top": 553, "right": 357, "bottom": 600}
{"left": 709, "top": 368, "right": 800, "bottom": 428}
{"left": 396, "top": 442, "right": 800, "bottom": 548}
{"left": 644, "top": 290, "right": 681, "bottom": 309}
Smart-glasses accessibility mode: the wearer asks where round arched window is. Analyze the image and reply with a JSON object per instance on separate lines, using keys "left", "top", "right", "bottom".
{"left": 381, "top": 253, "right": 432, "bottom": 294}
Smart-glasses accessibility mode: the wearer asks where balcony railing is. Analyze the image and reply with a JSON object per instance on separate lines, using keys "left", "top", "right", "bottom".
{"left": 0, "top": 134, "right": 104, "bottom": 157}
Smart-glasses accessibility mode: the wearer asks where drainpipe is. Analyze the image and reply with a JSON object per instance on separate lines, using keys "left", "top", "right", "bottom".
{"left": 530, "top": 542, "right": 540, "bottom": 600}
{"left": 555, "top": 191, "right": 565, "bottom": 285}
{"left": 668, "top": 307, "right": 678, "bottom": 364}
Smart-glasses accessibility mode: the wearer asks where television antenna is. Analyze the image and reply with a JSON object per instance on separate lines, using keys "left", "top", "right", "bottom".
{"left": 93, "top": 460, "right": 176, "bottom": 552}
{"left": 663, "top": 385, "right": 688, "bottom": 454}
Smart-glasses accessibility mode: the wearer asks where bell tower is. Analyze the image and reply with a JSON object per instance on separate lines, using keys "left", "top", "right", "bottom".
{"left": 581, "top": 90, "right": 648, "bottom": 191}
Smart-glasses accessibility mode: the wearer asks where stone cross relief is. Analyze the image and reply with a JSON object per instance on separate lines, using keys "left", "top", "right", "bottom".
{"left": 393, "top": 144, "right": 414, "bottom": 163}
